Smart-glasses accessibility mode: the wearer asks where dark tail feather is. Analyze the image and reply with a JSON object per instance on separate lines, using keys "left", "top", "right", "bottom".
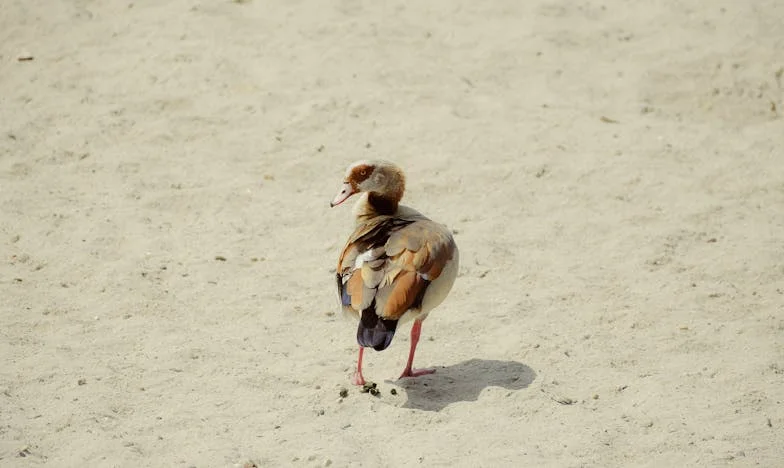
{"left": 357, "top": 306, "right": 398, "bottom": 351}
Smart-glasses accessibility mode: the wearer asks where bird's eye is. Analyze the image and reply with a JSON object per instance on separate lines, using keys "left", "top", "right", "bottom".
{"left": 360, "top": 170, "right": 367, "bottom": 176}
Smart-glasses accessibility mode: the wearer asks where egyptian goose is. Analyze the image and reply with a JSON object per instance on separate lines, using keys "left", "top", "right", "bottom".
{"left": 330, "top": 160, "right": 459, "bottom": 385}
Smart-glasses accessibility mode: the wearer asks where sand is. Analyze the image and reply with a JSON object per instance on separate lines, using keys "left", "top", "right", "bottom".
{"left": 1, "top": 0, "right": 783, "bottom": 466}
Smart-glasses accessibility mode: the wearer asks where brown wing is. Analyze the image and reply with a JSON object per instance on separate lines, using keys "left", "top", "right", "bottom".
{"left": 336, "top": 216, "right": 457, "bottom": 321}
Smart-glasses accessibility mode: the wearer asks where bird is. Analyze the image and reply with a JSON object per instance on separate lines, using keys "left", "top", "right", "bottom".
{"left": 330, "top": 160, "right": 459, "bottom": 385}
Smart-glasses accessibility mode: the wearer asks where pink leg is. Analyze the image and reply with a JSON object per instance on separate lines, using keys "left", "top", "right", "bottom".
{"left": 352, "top": 347, "right": 366, "bottom": 386}
{"left": 399, "top": 319, "right": 435, "bottom": 379}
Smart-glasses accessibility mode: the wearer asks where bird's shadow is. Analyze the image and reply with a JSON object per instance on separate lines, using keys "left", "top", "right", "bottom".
{"left": 391, "top": 358, "right": 536, "bottom": 412}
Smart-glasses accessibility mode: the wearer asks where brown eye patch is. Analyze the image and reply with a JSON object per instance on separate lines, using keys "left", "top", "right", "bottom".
{"left": 351, "top": 164, "right": 374, "bottom": 183}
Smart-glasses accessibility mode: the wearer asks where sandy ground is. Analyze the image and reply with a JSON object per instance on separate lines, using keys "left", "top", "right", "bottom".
{"left": 1, "top": 0, "right": 783, "bottom": 466}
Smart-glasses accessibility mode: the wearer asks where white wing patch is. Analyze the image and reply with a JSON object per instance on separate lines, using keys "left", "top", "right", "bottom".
{"left": 353, "top": 247, "right": 385, "bottom": 270}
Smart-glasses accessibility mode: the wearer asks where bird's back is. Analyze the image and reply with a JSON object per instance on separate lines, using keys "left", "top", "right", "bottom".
{"left": 336, "top": 209, "right": 458, "bottom": 350}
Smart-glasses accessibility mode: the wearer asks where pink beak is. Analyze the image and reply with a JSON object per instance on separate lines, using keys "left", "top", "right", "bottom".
{"left": 330, "top": 182, "right": 355, "bottom": 207}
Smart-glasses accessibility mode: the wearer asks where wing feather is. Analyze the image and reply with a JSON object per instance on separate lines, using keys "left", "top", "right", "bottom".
{"left": 336, "top": 215, "right": 456, "bottom": 321}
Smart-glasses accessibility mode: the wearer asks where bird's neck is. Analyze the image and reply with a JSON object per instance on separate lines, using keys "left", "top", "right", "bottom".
{"left": 353, "top": 192, "right": 401, "bottom": 221}
{"left": 367, "top": 192, "right": 399, "bottom": 215}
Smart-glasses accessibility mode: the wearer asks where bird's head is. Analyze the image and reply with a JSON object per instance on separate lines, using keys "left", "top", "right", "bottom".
{"left": 330, "top": 160, "right": 406, "bottom": 209}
